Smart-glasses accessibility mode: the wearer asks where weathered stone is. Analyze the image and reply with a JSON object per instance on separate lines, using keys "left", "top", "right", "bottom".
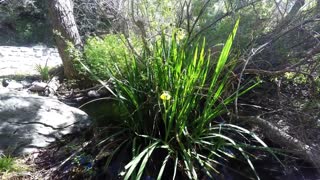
{"left": 20, "top": 80, "right": 32, "bottom": 89}
{"left": 88, "top": 90, "right": 100, "bottom": 98}
{"left": 6, "top": 80, "right": 24, "bottom": 90}
{"left": 47, "top": 76, "right": 60, "bottom": 93}
{"left": 0, "top": 91, "right": 91, "bottom": 156}
{"left": 28, "top": 82, "right": 47, "bottom": 92}
{"left": 2, "top": 79, "right": 9, "bottom": 87}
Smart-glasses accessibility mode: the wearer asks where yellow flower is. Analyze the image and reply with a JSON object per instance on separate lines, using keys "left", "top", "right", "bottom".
{"left": 160, "top": 91, "right": 171, "bottom": 101}
{"left": 176, "top": 28, "right": 186, "bottom": 41}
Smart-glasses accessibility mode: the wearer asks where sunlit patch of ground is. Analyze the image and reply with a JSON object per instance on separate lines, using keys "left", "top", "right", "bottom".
{"left": 0, "top": 46, "right": 61, "bottom": 76}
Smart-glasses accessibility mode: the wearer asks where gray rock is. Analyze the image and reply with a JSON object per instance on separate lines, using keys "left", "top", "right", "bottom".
{"left": 20, "top": 80, "right": 32, "bottom": 88}
{"left": 2, "top": 79, "right": 9, "bottom": 87}
{"left": 28, "top": 82, "right": 47, "bottom": 92}
{"left": 0, "top": 91, "right": 91, "bottom": 156}
{"left": 6, "top": 80, "right": 23, "bottom": 90}
{"left": 47, "top": 76, "right": 60, "bottom": 94}
{"left": 88, "top": 90, "right": 100, "bottom": 97}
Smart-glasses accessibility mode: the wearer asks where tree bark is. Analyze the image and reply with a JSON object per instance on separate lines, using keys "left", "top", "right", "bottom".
{"left": 48, "top": 0, "right": 82, "bottom": 79}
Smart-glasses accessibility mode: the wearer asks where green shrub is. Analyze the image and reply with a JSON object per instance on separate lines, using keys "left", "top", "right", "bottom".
{"left": 82, "top": 34, "right": 133, "bottom": 79}
{"left": 35, "top": 63, "right": 50, "bottom": 81}
{"left": 0, "top": 155, "right": 15, "bottom": 172}
{"left": 87, "top": 20, "right": 271, "bottom": 179}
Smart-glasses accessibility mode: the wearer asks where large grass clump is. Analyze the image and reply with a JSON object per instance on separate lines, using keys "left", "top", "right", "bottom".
{"left": 89, "top": 20, "right": 269, "bottom": 179}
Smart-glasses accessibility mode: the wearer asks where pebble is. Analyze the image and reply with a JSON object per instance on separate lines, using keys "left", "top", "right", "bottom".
{"left": 87, "top": 90, "right": 100, "bottom": 98}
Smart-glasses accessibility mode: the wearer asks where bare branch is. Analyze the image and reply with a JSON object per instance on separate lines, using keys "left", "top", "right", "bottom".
{"left": 188, "top": 0, "right": 261, "bottom": 43}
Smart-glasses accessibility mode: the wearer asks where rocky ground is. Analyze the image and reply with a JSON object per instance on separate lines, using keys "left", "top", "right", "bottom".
{"left": 0, "top": 45, "right": 92, "bottom": 179}
{"left": 0, "top": 45, "right": 61, "bottom": 76}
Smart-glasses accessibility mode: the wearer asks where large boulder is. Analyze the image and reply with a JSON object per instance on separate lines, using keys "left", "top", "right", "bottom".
{"left": 0, "top": 91, "right": 91, "bottom": 156}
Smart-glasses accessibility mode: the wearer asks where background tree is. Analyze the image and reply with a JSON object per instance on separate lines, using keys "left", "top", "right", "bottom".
{"left": 0, "top": 0, "right": 52, "bottom": 45}
{"left": 48, "top": 0, "right": 82, "bottom": 79}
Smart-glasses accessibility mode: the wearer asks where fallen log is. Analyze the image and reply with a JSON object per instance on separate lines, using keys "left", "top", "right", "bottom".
{"left": 234, "top": 115, "right": 320, "bottom": 171}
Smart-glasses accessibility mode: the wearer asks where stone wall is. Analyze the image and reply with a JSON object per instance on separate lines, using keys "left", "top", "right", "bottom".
{"left": 0, "top": 46, "right": 62, "bottom": 76}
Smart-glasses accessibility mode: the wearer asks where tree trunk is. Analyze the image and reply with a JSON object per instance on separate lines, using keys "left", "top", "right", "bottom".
{"left": 273, "top": 0, "right": 305, "bottom": 35}
{"left": 48, "top": 0, "right": 82, "bottom": 79}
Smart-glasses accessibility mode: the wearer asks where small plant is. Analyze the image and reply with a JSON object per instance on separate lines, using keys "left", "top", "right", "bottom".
{"left": 284, "top": 72, "right": 308, "bottom": 84}
{"left": 35, "top": 62, "right": 50, "bottom": 81}
{"left": 0, "top": 154, "right": 15, "bottom": 172}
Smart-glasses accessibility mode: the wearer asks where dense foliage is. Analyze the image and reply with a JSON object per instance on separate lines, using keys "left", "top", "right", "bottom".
{"left": 67, "top": 0, "right": 320, "bottom": 178}
{"left": 0, "top": 0, "right": 52, "bottom": 45}
{"left": 82, "top": 35, "right": 128, "bottom": 79}
{"left": 80, "top": 20, "right": 275, "bottom": 179}
{"left": 1, "top": 0, "right": 320, "bottom": 179}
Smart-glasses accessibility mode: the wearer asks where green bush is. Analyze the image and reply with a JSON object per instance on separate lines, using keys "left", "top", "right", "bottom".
{"left": 88, "top": 20, "right": 271, "bottom": 179}
{"left": 82, "top": 34, "right": 131, "bottom": 79}
{"left": 0, "top": 155, "right": 15, "bottom": 172}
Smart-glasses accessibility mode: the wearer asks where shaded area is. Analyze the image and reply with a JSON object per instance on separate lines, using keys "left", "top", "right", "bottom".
{"left": 0, "top": 0, "right": 53, "bottom": 46}
{"left": 0, "top": 91, "right": 91, "bottom": 156}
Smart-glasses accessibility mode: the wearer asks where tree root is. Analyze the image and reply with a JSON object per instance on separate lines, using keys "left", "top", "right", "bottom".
{"left": 235, "top": 115, "right": 320, "bottom": 171}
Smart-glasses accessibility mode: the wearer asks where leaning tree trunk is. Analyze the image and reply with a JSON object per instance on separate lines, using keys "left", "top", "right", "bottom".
{"left": 48, "top": 0, "right": 82, "bottom": 79}
{"left": 273, "top": 0, "right": 305, "bottom": 34}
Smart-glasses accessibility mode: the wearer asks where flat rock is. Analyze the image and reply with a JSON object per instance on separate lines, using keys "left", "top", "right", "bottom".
{"left": 6, "top": 80, "right": 24, "bottom": 90}
{"left": 0, "top": 91, "right": 91, "bottom": 156}
{"left": 28, "top": 82, "right": 47, "bottom": 92}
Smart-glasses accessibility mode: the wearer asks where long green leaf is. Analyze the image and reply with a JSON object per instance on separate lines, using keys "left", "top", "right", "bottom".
{"left": 123, "top": 142, "right": 159, "bottom": 180}
{"left": 157, "top": 154, "right": 171, "bottom": 180}
{"left": 136, "top": 144, "right": 158, "bottom": 180}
